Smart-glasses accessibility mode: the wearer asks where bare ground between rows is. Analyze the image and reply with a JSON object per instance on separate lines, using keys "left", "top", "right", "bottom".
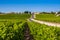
{"left": 24, "top": 22, "right": 33, "bottom": 40}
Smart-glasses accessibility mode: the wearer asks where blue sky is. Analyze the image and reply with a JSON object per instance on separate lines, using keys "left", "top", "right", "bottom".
{"left": 0, "top": 0, "right": 60, "bottom": 12}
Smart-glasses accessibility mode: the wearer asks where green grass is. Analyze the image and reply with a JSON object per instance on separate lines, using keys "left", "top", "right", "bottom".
{"left": 35, "top": 14, "right": 60, "bottom": 23}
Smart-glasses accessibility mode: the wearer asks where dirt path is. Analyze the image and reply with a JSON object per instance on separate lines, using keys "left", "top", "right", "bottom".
{"left": 24, "top": 22, "right": 33, "bottom": 40}
{"left": 30, "top": 18, "right": 60, "bottom": 27}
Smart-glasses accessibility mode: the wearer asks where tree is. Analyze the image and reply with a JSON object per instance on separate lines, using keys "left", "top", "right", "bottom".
{"left": 57, "top": 11, "right": 60, "bottom": 14}
{"left": 0, "top": 12, "right": 2, "bottom": 14}
{"left": 0, "top": 12, "right": 5, "bottom": 14}
{"left": 40, "top": 12, "right": 50, "bottom": 14}
{"left": 51, "top": 11, "right": 55, "bottom": 14}
{"left": 24, "top": 11, "right": 31, "bottom": 14}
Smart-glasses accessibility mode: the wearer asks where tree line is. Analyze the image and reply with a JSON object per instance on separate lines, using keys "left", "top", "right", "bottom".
{"left": 0, "top": 11, "right": 60, "bottom": 14}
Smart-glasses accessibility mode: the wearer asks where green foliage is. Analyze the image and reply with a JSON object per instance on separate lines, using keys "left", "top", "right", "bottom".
{"left": 0, "top": 21, "right": 25, "bottom": 40}
{"left": 57, "top": 11, "right": 60, "bottom": 14}
{"left": 0, "top": 14, "right": 31, "bottom": 20}
{"left": 0, "top": 13, "right": 60, "bottom": 40}
{"left": 35, "top": 14, "right": 60, "bottom": 23}
{"left": 28, "top": 21, "right": 60, "bottom": 40}
{"left": 0, "top": 14, "right": 31, "bottom": 40}
{"left": 24, "top": 11, "right": 31, "bottom": 14}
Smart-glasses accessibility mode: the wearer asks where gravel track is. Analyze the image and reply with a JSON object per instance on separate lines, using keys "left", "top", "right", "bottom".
{"left": 30, "top": 18, "right": 60, "bottom": 27}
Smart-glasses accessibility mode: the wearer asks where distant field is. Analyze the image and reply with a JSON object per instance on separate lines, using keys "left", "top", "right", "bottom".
{"left": 0, "top": 14, "right": 31, "bottom": 22}
{"left": 0, "top": 14, "right": 31, "bottom": 19}
{"left": 35, "top": 14, "right": 60, "bottom": 23}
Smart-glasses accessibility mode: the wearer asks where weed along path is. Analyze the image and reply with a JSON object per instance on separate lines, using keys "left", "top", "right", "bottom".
{"left": 24, "top": 22, "right": 33, "bottom": 40}
{"left": 30, "top": 18, "right": 60, "bottom": 27}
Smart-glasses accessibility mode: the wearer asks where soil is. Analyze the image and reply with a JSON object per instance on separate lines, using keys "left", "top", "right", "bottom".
{"left": 24, "top": 22, "right": 33, "bottom": 40}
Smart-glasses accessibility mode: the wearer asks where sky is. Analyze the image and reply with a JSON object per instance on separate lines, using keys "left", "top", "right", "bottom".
{"left": 0, "top": 0, "right": 60, "bottom": 12}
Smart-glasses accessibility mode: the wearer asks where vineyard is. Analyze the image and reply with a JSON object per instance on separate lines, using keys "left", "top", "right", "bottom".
{"left": 0, "top": 21, "right": 26, "bottom": 40}
{"left": 35, "top": 14, "right": 60, "bottom": 23}
{"left": 0, "top": 14, "right": 60, "bottom": 40}
{"left": 28, "top": 21, "right": 60, "bottom": 40}
{"left": 0, "top": 14, "right": 31, "bottom": 20}
{"left": 0, "top": 14, "right": 31, "bottom": 40}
